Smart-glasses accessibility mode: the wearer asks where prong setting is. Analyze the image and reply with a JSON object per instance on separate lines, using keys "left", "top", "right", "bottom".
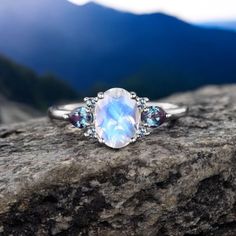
{"left": 130, "top": 91, "right": 137, "bottom": 99}
{"left": 97, "top": 92, "right": 104, "bottom": 99}
{"left": 98, "top": 137, "right": 105, "bottom": 144}
{"left": 130, "top": 136, "right": 138, "bottom": 143}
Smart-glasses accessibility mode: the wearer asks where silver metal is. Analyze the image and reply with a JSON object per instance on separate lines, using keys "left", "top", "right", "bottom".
{"left": 130, "top": 91, "right": 137, "bottom": 99}
{"left": 97, "top": 92, "right": 104, "bottom": 99}
{"left": 48, "top": 102, "right": 84, "bottom": 121}
{"left": 48, "top": 101, "right": 187, "bottom": 122}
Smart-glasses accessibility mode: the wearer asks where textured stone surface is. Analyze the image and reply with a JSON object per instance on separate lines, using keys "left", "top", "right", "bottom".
{"left": 0, "top": 85, "right": 235, "bottom": 236}
{"left": 0, "top": 94, "right": 41, "bottom": 125}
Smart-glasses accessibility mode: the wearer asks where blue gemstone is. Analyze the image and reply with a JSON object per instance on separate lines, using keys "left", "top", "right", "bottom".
{"left": 141, "top": 106, "right": 166, "bottom": 127}
{"left": 95, "top": 88, "right": 140, "bottom": 148}
{"left": 69, "top": 107, "right": 93, "bottom": 128}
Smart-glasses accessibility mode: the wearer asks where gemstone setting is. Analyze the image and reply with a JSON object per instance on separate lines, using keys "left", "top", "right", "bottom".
{"left": 141, "top": 106, "right": 166, "bottom": 127}
{"left": 69, "top": 107, "right": 93, "bottom": 128}
{"left": 94, "top": 88, "right": 140, "bottom": 149}
{"left": 68, "top": 88, "right": 169, "bottom": 148}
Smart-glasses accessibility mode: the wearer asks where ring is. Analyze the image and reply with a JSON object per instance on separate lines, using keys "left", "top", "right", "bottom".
{"left": 48, "top": 88, "right": 187, "bottom": 149}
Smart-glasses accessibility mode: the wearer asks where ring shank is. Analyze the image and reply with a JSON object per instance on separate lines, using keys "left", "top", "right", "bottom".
{"left": 48, "top": 102, "right": 187, "bottom": 121}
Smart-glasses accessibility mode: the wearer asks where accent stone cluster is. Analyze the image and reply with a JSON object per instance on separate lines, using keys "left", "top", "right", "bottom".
{"left": 69, "top": 88, "right": 167, "bottom": 149}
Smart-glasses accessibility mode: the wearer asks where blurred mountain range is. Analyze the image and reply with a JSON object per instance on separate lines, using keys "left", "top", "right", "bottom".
{"left": 0, "top": 0, "right": 236, "bottom": 99}
{"left": 201, "top": 21, "right": 236, "bottom": 31}
{"left": 0, "top": 55, "right": 79, "bottom": 110}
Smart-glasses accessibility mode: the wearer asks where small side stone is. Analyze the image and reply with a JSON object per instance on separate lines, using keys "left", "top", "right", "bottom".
{"left": 69, "top": 107, "right": 93, "bottom": 128}
{"left": 141, "top": 106, "right": 166, "bottom": 127}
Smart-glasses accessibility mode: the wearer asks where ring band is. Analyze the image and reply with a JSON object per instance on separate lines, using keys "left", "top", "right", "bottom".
{"left": 48, "top": 102, "right": 187, "bottom": 121}
{"left": 48, "top": 88, "right": 187, "bottom": 149}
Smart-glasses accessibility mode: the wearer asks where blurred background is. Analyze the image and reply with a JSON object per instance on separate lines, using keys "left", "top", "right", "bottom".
{"left": 0, "top": 0, "right": 236, "bottom": 124}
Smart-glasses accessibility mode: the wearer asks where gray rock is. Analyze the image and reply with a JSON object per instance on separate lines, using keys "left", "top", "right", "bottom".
{"left": 0, "top": 95, "right": 41, "bottom": 125}
{"left": 0, "top": 85, "right": 235, "bottom": 236}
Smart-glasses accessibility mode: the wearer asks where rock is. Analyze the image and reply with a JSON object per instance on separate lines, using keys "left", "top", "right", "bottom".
{"left": 0, "top": 95, "right": 41, "bottom": 125}
{"left": 0, "top": 85, "right": 235, "bottom": 236}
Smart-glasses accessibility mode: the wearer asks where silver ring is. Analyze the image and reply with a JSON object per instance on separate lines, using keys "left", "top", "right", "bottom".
{"left": 48, "top": 88, "right": 187, "bottom": 149}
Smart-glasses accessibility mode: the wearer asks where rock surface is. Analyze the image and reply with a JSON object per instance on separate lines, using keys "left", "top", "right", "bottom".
{"left": 0, "top": 95, "right": 41, "bottom": 125}
{"left": 0, "top": 85, "right": 236, "bottom": 236}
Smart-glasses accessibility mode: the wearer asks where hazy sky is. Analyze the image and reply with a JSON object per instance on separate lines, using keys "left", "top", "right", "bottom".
{"left": 68, "top": 0, "right": 236, "bottom": 22}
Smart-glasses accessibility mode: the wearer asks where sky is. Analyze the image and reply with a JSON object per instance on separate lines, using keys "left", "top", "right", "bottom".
{"left": 68, "top": 0, "right": 236, "bottom": 22}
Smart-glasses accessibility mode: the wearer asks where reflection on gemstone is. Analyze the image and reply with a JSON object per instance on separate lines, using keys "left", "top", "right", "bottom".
{"left": 141, "top": 106, "right": 166, "bottom": 127}
{"left": 95, "top": 88, "right": 140, "bottom": 149}
{"left": 69, "top": 107, "right": 93, "bottom": 128}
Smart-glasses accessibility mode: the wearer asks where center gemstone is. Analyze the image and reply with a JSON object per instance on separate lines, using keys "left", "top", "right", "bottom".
{"left": 95, "top": 88, "right": 140, "bottom": 149}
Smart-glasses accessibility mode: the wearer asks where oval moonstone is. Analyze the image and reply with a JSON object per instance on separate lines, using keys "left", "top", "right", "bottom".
{"left": 95, "top": 88, "right": 140, "bottom": 149}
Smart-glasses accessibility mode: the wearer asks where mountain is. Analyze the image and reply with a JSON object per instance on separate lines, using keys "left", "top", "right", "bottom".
{"left": 201, "top": 21, "right": 236, "bottom": 31}
{"left": 0, "top": 0, "right": 236, "bottom": 98}
{"left": 0, "top": 54, "right": 79, "bottom": 110}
